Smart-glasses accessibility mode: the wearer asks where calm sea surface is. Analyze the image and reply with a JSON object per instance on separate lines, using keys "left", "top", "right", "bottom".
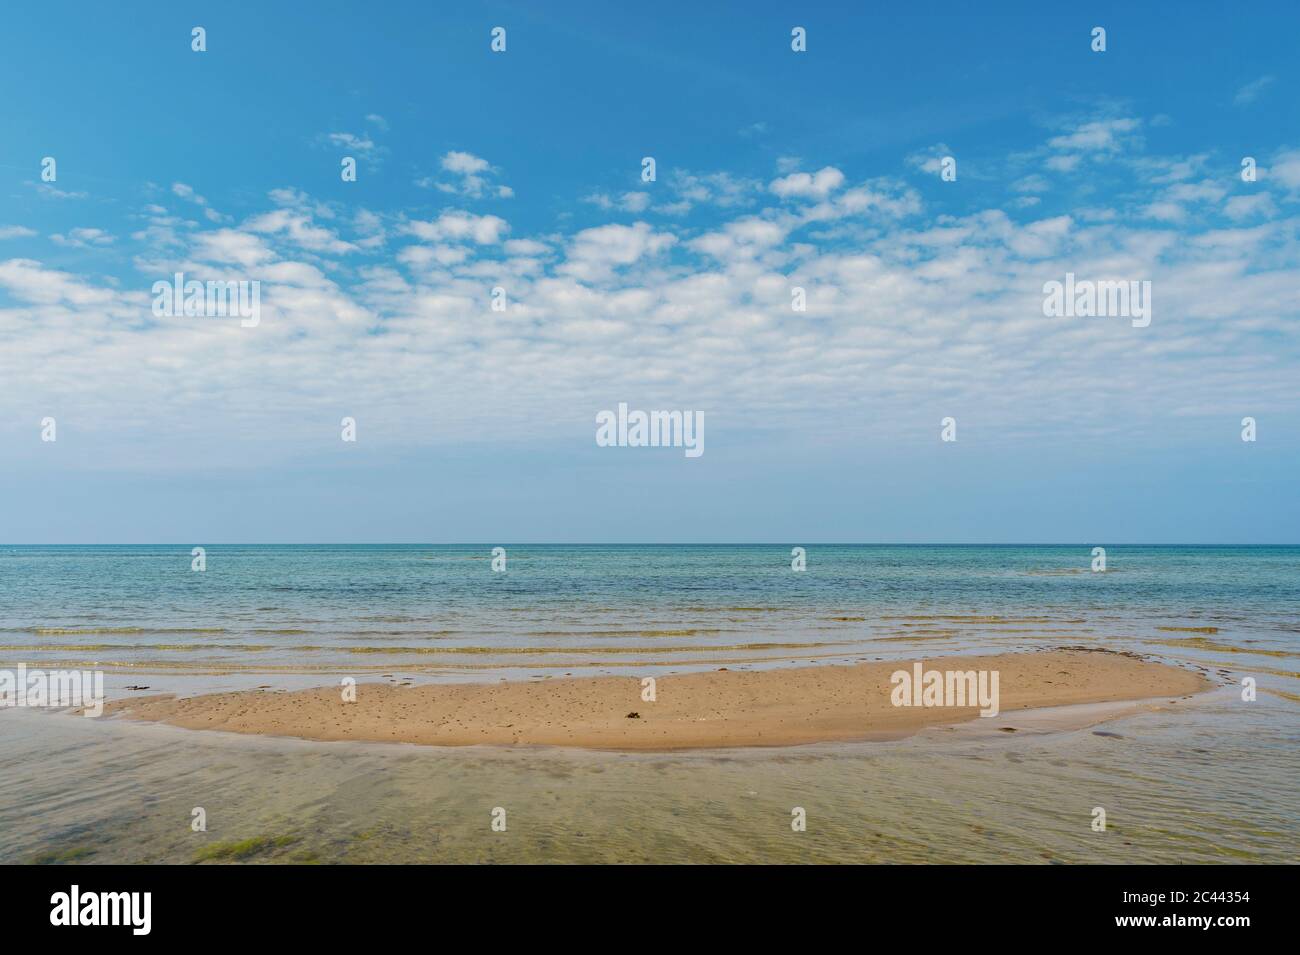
{"left": 1, "top": 544, "right": 1297, "bottom": 678}
{"left": 1, "top": 545, "right": 1296, "bottom": 863}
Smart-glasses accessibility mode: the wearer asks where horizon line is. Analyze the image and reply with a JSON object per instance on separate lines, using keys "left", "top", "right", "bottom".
{"left": 3, "top": 542, "right": 1297, "bottom": 548}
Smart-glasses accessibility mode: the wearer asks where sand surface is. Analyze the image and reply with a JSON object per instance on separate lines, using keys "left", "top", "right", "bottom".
{"left": 101, "top": 649, "right": 1210, "bottom": 750}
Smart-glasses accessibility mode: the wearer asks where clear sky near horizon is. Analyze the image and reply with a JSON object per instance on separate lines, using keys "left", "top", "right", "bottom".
{"left": 1, "top": 1, "right": 1297, "bottom": 543}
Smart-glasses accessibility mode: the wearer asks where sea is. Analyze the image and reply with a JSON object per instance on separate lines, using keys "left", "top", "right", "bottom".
{"left": 0, "top": 544, "right": 1295, "bottom": 863}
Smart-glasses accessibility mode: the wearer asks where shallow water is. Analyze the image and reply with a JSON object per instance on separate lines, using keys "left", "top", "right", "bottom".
{"left": 1, "top": 688, "right": 1294, "bottom": 864}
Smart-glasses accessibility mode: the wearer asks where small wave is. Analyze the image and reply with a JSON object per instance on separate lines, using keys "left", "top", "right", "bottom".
{"left": 522, "top": 629, "right": 727, "bottom": 638}
{"left": 2, "top": 643, "right": 279, "bottom": 653}
{"left": 882, "top": 615, "right": 1085, "bottom": 624}
{"left": 1261, "top": 688, "right": 1300, "bottom": 703}
{"left": 344, "top": 630, "right": 462, "bottom": 637}
{"left": 1150, "top": 637, "right": 1291, "bottom": 658}
{"left": 31, "top": 627, "right": 228, "bottom": 635}
{"left": 345, "top": 641, "right": 846, "bottom": 655}
{"left": 877, "top": 634, "right": 959, "bottom": 642}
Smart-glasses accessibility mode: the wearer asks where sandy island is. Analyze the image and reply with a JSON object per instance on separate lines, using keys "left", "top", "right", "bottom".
{"left": 101, "top": 649, "right": 1210, "bottom": 750}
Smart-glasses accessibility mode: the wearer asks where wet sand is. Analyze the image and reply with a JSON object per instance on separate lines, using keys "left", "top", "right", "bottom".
{"left": 103, "top": 649, "right": 1210, "bottom": 750}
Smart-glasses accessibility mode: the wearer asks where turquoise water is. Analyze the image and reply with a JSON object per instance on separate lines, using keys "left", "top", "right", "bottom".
{"left": 0, "top": 545, "right": 1296, "bottom": 682}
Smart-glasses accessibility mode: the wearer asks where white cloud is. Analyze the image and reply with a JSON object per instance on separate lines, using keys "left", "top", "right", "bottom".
{"left": 327, "top": 132, "right": 378, "bottom": 154}
{"left": 1234, "top": 75, "right": 1274, "bottom": 106}
{"left": 559, "top": 222, "right": 676, "bottom": 281}
{"left": 1012, "top": 174, "right": 1050, "bottom": 194}
{"left": 504, "top": 238, "right": 550, "bottom": 257}
{"left": 691, "top": 216, "right": 786, "bottom": 260}
{"left": 50, "top": 227, "right": 116, "bottom": 248}
{"left": 1047, "top": 118, "right": 1141, "bottom": 153}
{"left": 28, "top": 182, "right": 88, "bottom": 200}
{"left": 403, "top": 210, "right": 509, "bottom": 246}
{"left": 770, "top": 166, "right": 845, "bottom": 200}
{"left": 0, "top": 258, "right": 130, "bottom": 307}
{"left": 1032, "top": 117, "right": 1142, "bottom": 176}
{"left": 1267, "top": 149, "right": 1300, "bottom": 193}
{"left": 420, "top": 150, "right": 511, "bottom": 199}
{"left": 171, "top": 182, "right": 227, "bottom": 223}
{"left": 665, "top": 170, "right": 761, "bottom": 213}
{"left": 584, "top": 191, "right": 652, "bottom": 213}
{"left": 1167, "top": 180, "right": 1228, "bottom": 204}
{"left": 172, "top": 183, "right": 205, "bottom": 204}
{"left": 1007, "top": 215, "right": 1072, "bottom": 258}
{"left": 1141, "top": 201, "right": 1187, "bottom": 223}
{"left": 1136, "top": 155, "right": 1208, "bottom": 184}
{"left": 443, "top": 151, "right": 489, "bottom": 176}
{"left": 1224, "top": 194, "right": 1276, "bottom": 221}
{"left": 192, "top": 229, "right": 276, "bottom": 267}
{"left": 810, "top": 182, "right": 920, "bottom": 221}
{"left": 244, "top": 207, "right": 357, "bottom": 256}
{"left": 905, "top": 144, "right": 954, "bottom": 176}
{"left": 4, "top": 139, "right": 1299, "bottom": 471}
{"left": 398, "top": 244, "right": 469, "bottom": 268}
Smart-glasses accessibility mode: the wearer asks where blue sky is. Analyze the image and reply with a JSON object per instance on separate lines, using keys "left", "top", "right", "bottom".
{"left": 1, "top": 1, "right": 1297, "bottom": 543}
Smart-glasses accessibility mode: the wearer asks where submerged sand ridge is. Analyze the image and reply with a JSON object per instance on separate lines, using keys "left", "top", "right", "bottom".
{"left": 101, "top": 649, "right": 1211, "bottom": 750}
